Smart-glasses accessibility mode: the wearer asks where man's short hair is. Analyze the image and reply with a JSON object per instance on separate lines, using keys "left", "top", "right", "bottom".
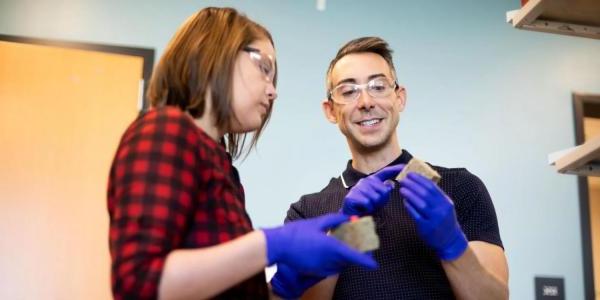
{"left": 326, "top": 36, "right": 396, "bottom": 91}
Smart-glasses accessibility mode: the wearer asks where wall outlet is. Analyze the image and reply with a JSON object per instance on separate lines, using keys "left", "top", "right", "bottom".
{"left": 535, "top": 276, "right": 564, "bottom": 300}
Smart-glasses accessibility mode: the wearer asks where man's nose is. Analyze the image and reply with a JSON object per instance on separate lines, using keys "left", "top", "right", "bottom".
{"left": 356, "top": 87, "right": 375, "bottom": 110}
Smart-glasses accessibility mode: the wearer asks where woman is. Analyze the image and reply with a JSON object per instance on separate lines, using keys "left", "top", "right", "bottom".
{"left": 107, "top": 7, "right": 376, "bottom": 299}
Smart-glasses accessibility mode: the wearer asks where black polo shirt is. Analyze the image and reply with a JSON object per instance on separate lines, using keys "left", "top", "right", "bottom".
{"left": 285, "top": 149, "right": 503, "bottom": 299}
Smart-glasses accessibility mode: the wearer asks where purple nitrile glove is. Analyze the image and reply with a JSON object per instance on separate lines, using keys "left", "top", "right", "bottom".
{"left": 341, "top": 164, "right": 404, "bottom": 216}
{"left": 262, "top": 213, "right": 377, "bottom": 277}
{"left": 399, "top": 172, "right": 468, "bottom": 261}
{"left": 270, "top": 263, "right": 324, "bottom": 299}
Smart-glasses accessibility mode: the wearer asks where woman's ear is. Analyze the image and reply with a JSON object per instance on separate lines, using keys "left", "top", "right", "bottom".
{"left": 322, "top": 99, "right": 338, "bottom": 124}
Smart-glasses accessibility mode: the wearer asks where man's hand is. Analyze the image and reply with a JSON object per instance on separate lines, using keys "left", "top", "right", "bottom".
{"left": 399, "top": 172, "right": 468, "bottom": 260}
{"left": 341, "top": 164, "right": 404, "bottom": 216}
{"left": 270, "top": 264, "right": 325, "bottom": 299}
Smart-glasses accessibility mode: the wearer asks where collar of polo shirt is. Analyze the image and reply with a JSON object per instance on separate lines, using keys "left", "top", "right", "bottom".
{"left": 340, "top": 149, "right": 412, "bottom": 189}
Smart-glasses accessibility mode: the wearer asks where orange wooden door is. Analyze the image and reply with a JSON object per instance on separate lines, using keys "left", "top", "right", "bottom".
{"left": 584, "top": 117, "right": 600, "bottom": 299}
{"left": 0, "top": 40, "right": 144, "bottom": 299}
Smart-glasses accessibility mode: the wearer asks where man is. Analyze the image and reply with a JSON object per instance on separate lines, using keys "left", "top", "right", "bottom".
{"left": 271, "top": 37, "right": 508, "bottom": 299}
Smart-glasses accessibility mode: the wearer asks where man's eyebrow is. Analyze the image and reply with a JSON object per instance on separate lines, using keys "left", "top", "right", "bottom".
{"left": 367, "top": 73, "right": 387, "bottom": 81}
{"left": 333, "top": 78, "right": 357, "bottom": 87}
{"left": 333, "top": 73, "right": 387, "bottom": 87}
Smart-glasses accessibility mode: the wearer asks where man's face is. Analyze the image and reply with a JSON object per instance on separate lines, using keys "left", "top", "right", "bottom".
{"left": 323, "top": 52, "right": 406, "bottom": 152}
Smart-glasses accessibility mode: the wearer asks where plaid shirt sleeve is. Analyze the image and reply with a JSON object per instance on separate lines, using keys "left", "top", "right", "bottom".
{"left": 107, "top": 109, "right": 200, "bottom": 299}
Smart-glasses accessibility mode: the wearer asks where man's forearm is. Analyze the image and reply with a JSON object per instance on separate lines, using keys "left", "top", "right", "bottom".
{"left": 301, "top": 275, "right": 338, "bottom": 300}
{"left": 441, "top": 242, "right": 509, "bottom": 300}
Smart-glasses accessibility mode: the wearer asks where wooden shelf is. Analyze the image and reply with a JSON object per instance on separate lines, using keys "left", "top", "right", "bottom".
{"left": 552, "top": 135, "right": 600, "bottom": 176}
{"left": 506, "top": 0, "right": 600, "bottom": 40}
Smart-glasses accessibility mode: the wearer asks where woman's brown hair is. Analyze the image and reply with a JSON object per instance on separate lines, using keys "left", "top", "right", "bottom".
{"left": 147, "top": 7, "right": 276, "bottom": 159}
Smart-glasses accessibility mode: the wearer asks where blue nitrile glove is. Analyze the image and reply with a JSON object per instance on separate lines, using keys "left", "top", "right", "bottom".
{"left": 263, "top": 213, "right": 377, "bottom": 276}
{"left": 341, "top": 164, "right": 404, "bottom": 216}
{"left": 399, "top": 172, "right": 468, "bottom": 261}
{"left": 270, "top": 263, "right": 324, "bottom": 299}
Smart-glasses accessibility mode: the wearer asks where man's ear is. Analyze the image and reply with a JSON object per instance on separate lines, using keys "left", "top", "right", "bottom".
{"left": 322, "top": 99, "right": 338, "bottom": 124}
{"left": 396, "top": 86, "right": 407, "bottom": 112}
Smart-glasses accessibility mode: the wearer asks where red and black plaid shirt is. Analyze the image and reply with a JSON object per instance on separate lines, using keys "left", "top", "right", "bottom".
{"left": 107, "top": 107, "right": 268, "bottom": 299}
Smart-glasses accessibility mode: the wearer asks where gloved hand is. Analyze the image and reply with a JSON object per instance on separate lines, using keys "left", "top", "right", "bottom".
{"left": 270, "top": 263, "right": 324, "bottom": 299}
{"left": 341, "top": 164, "right": 404, "bottom": 216}
{"left": 399, "top": 172, "right": 468, "bottom": 261}
{"left": 263, "top": 213, "right": 377, "bottom": 276}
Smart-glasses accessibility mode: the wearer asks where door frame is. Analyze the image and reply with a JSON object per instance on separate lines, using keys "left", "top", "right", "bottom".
{"left": 0, "top": 34, "right": 154, "bottom": 110}
{"left": 573, "top": 93, "right": 600, "bottom": 300}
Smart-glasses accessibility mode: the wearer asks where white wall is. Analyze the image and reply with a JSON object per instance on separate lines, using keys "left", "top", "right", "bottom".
{"left": 2, "top": 0, "right": 600, "bottom": 298}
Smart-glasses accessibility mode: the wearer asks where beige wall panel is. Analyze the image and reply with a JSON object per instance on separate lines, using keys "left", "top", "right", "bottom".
{"left": 0, "top": 40, "right": 143, "bottom": 299}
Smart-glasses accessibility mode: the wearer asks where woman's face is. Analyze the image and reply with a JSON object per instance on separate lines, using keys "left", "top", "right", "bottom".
{"left": 230, "top": 38, "right": 277, "bottom": 133}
